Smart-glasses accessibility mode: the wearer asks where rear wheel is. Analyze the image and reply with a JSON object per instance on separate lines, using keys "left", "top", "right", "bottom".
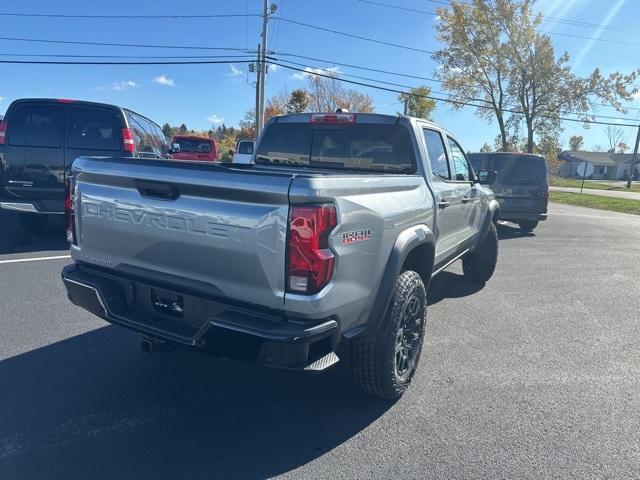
{"left": 463, "top": 221, "right": 498, "bottom": 284}
{"left": 518, "top": 220, "right": 538, "bottom": 232}
{"left": 351, "top": 270, "right": 427, "bottom": 400}
{"left": 18, "top": 213, "right": 48, "bottom": 234}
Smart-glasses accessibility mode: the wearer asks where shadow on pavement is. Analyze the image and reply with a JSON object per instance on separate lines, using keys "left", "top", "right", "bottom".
{"left": 0, "top": 325, "right": 392, "bottom": 480}
{"left": 427, "top": 271, "right": 484, "bottom": 306}
{"left": 496, "top": 222, "right": 535, "bottom": 240}
{"left": 0, "top": 211, "right": 68, "bottom": 255}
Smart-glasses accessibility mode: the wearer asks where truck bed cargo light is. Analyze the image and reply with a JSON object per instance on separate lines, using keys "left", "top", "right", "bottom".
{"left": 310, "top": 113, "right": 356, "bottom": 124}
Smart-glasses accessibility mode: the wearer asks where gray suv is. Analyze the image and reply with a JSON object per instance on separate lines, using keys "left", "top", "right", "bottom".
{"left": 61, "top": 112, "right": 499, "bottom": 399}
{"left": 468, "top": 152, "right": 549, "bottom": 232}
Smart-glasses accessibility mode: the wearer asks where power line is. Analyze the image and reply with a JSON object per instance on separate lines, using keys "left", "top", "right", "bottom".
{"left": 538, "top": 29, "right": 640, "bottom": 48}
{"left": 0, "top": 52, "right": 255, "bottom": 59}
{"left": 268, "top": 61, "right": 640, "bottom": 128}
{"left": 424, "top": 0, "right": 636, "bottom": 33}
{"left": 276, "top": 51, "right": 441, "bottom": 83}
{"left": 0, "top": 35, "right": 253, "bottom": 52}
{"left": 273, "top": 57, "right": 640, "bottom": 123}
{"left": 273, "top": 56, "right": 451, "bottom": 96}
{"left": 368, "top": 0, "right": 640, "bottom": 49}
{"left": 0, "top": 12, "right": 259, "bottom": 19}
{"left": 0, "top": 59, "right": 255, "bottom": 65}
{"left": 274, "top": 51, "right": 640, "bottom": 113}
{"left": 272, "top": 16, "right": 433, "bottom": 54}
{"left": 356, "top": 0, "right": 436, "bottom": 15}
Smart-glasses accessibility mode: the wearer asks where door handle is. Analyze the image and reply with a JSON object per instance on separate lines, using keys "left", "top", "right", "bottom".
{"left": 438, "top": 200, "right": 451, "bottom": 209}
{"left": 134, "top": 179, "right": 180, "bottom": 200}
{"left": 461, "top": 197, "right": 471, "bottom": 203}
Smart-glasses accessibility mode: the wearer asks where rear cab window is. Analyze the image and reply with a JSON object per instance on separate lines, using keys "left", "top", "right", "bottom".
{"left": 8, "top": 104, "right": 62, "bottom": 147}
{"left": 174, "top": 137, "right": 213, "bottom": 153}
{"left": 491, "top": 154, "right": 548, "bottom": 184}
{"left": 255, "top": 123, "right": 416, "bottom": 173}
{"left": 125, "top": 110, "right": 167, "bottom": 158}
{"left": 237, "top": 141, "right": 255, "bottom": 155}
{"left": 67, "top": 106, "right": 121, "bottom": 151}
{"left": 468, "top": 154, "right": 488, "bottom": 173}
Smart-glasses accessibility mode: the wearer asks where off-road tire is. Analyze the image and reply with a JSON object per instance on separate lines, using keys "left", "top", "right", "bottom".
{"left": 351, "top": 270, "right": 427, "bottom": 400}
{"left": 18, "top": 213, "right": 48, "bottom": 234}
{"left": 518, "top": 220, "right": 538, "bottom": 232}
{"left": 463, "top": 221, "right": 498, "bottom": 284}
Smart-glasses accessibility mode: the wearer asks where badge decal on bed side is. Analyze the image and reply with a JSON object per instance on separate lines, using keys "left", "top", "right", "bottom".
{"left": 341, "top": 229, "right": 373, "bottom": 245}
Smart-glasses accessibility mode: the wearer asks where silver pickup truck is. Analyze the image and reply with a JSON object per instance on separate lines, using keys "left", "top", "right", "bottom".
{"left": 61, "top": 112, "right": 499, "bottom": 399}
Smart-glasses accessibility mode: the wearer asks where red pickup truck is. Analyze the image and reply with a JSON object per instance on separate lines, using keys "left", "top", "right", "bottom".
{"left": 169, "top": 135, "right": 218, "bottom": 162}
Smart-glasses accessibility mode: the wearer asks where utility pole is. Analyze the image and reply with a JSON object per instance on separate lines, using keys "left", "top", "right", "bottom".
{"left": 254, "top": 1, "right": 277, "bottom": 139}
{"left": 253, "top": 43, "right": 261, "bottom": 141}
{"left": 627, "top": 124, "right": 640, "bottom": 189}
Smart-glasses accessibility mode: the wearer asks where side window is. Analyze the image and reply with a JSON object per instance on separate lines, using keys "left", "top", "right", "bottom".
{"left": 126, "top": 111, "right": 164, "bottom": 157}
{"left": 67, "top": 106, "right": 120, "bottom": 151}
{"left": 8, "top": 104, "right": 62, "bottom": 148}
{"left": 422, "top": 129, "right": 450, "bottom": 180}
{"left": 447, "top": 137, "right": 471, "bottom": 181}
{"left": 238, "top": 141, "right": 254, "bottom": 155}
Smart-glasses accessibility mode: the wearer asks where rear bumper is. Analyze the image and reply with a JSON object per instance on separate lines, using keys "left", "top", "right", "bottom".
{"left": 499, "top": 212, "right": 548, "bottom": 222}
{"left": 61, "top": 264, "right": 340, "bottom": 371}
{"left": 0, "top": 197, "right": 64, "bottom": 214}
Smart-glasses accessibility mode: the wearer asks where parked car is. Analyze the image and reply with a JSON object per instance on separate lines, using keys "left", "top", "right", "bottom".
{"left": 61, "top": 112, "right": 499, "bottom": 399}
{"left": 169, "top": 135, "right": 218, "bottom": 162}
{"left": 0, "top": 98, "right": 167, "bottom": 233}
{"left": 233, "top": 139, "right": 255, "bottom": 164}
{"left": 468, "top": 152, "right": 548, "bottom": 232}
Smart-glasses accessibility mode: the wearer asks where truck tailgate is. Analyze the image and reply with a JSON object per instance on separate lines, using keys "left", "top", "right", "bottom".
{"left": 71, "top": 157, "right": 292, "bottom": 310}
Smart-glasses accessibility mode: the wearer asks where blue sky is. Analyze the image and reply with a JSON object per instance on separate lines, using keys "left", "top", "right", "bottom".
{"left": 1, "top": 0, "right": 639, "bottom": 151}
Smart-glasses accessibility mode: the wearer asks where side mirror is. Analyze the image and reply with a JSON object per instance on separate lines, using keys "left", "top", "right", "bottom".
{"left": 477, "top": 169, "right": 497, "bottom": 185}
{"left": 229, "top": 149, "right": 235, "bottom": 156}
{"left": 170, "top": 143, "right": 180, "bottom": 153}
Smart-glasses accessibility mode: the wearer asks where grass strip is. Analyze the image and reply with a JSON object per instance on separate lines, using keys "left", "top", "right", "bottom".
{"left": 549, "top": 191, "right": 640, "bottom": 215}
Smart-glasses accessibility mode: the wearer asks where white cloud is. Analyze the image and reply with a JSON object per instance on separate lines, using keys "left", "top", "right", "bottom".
{"left": 291, "top": 66, "right": 341, "bottom": 80}
{"left": 632, "top": 90, "right": 640, "bottom": 101}
{"left": 152, "top": 74, "right": 175, "bottom": 87}
{"left": 268, "top": 64, "right": 279, "bottom": 73}
{"left": 103, "top": 80, "right": 138, "bottom": 91}
{"left": 0, "top": 96, "right": 3, "bottom": 102}
{"left": 208, "top": 114, "right": 224, "bottom": 125}
{"left": 225, "top": 64, "right": 243, "bottom": 82}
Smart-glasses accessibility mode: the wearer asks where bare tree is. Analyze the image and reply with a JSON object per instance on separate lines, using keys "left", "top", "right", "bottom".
{"left": 605, "top": 125, "right": 626, "bottom": 152}
{"left": 305, "top": 69, "right": 374, "bottom": 113}
{"left": 617, "top": 141, "right": 629, "bottom": 153}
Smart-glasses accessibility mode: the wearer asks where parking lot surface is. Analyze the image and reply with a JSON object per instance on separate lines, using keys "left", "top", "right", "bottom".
{"left": 1, "top": 204, "right": 639, "bottom": 479}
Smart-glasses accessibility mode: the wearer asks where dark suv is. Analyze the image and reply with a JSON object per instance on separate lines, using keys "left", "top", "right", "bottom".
{"left": 0, "top": 98, "right": 167, "bottom": 233}
{"left": 468, "top": 152, "right": 548, "bottom": 232}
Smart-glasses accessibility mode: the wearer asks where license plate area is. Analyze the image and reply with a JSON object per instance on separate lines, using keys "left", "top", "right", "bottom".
{"left": 151, "top": 288, "right": 184, "bottom": 318}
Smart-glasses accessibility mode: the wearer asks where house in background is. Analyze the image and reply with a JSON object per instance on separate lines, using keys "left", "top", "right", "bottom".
{"left": 559, "top": 151, "right": 639, "bottom": 180}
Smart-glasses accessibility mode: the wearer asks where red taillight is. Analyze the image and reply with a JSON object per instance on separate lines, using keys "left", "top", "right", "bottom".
{"left": 0, "top": 120, "right": 7, "bottom": 145}
{"left": 310, "top": 113, "right": 356, "bottom": 124}
{"left": 65, "top": 177, "right": 77, "bottom": 245}
{"left": 287, "top": 204, "right": 337, "bottom": 294}
{"left": 122, "top": 128, "right": 135, "bottom": 153}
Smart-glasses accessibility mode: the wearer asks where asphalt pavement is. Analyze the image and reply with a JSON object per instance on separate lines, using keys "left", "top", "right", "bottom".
{"left": 1, "top": 204, "right": 639, "bottom": 479}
